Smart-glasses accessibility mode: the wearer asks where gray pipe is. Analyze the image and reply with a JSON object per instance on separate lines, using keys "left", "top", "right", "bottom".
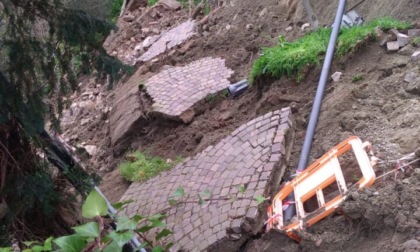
{"left": 297, "top": 0, "right": 347, "bottom": 171}
{"left": 284, "top": 0, "right": 347, "bottom": 223}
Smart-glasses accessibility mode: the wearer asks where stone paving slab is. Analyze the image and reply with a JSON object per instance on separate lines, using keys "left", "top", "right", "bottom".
{"left": 120, "top": 108, "right": 295, "bottom": 251}
{"left": 145, "top": 57, "right": 234, "bottom": 121}
{"left": 138, "top": 19, "right": 196, "bottom": 63}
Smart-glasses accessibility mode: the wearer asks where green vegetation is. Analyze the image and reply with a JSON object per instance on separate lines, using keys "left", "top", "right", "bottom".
{"left": 110, "top": 0, "right": 124, "bottom": 20}
{"left": 0, "top": 0, "right": 129, "bottom": 244}
{"left": 0, "top": 190, "right": 173, "bottom": 251}
{"left": 250, "top": 18, "right": 411, "bottom": 83}
{"left": 411, "top": 37, "right": 420, "bottom": 47}
{"left": 352, "top": 74, "right": 364, "bottom": 83}
{"left": 147, "top": 0, "right": 159, "bottom": 6}
{"left": 119, "top": 151, "right": 182, "bottom": 182}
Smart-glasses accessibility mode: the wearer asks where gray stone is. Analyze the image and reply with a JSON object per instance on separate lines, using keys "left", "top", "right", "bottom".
{"left": 398, "top": 44, "right": 416, "bottom": 56}
{"left": 387, "top": 41, "right": 400, "bottom": 52}
{"left": 404, "top": 72, "right": 418, "bottom": 83}
{"left": 246, "top": 24, "right": 254, "bottom": 30}
{"left": 80, "top": 118, "right": 90, "bottom": 126}
{"left": 408, "top": 29, "right": 420, "bottom": 37}
{"left": 402, "top": 240, "right": 420, "bottom": 251}
{"left": 159, "top": 0, "right": 182, "bottom": 10}
{"left": 406, "top": 79, "right": 420, "bottom": 95}
{"left": 397, "top": 33, "right": 410, "bottom": 47}
{"left": 331, "top": 71, "right": 342, "bottom": 82}
{"left": 84, "top": 145, "right": 98, "bottom": 156}
{"left": 412, "top": 51, "right": 420, "bottom": 61}
{"left": 259, "top": 8, "right": 268, "bottom": 17}
{"left": 285, "top": 26, "right": 293, "bottom": 32}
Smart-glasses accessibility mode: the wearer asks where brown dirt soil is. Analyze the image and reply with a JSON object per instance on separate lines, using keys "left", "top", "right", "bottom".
{"left": 61, "top": 0, "right": 420, "bottom": 249}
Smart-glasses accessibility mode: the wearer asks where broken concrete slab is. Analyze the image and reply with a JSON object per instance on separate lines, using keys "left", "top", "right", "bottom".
{"left": 387, "top": 41, "right": 400, "bottom": 52}
{"left": 137, "top": 19, "right": 196, "bottom": 62}
{"left": 120, "top": 108, "right": 295, "bottom": 252}
{"left": 109, "top": 71, "right": 149, "bottom": 146}
{"left": 144, "top": 57, "right": 234, "bottom": 121}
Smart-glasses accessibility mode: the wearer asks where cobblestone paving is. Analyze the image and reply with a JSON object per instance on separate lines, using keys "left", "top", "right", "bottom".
{"left": 121, "top": 108, "right": 295, "bottom": 251}
{"left": 138, "top": 20, "right": 196, "bottom": 62}
{"left": 145, "top": 57, "right": 234, "bottom": 120}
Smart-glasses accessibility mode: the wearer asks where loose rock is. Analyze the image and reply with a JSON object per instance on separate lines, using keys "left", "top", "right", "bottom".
{"left": 387, "top": 41, "right": 400, "bottom": 52}
{"left": 301, "top": 23, "right": 310, "bottom": 31}
{"left": 84, "top": 145, "right": 98, "bottom": 156}
{"left": 411, "top": 51, "right": 420, "bottom": 61}
{"left": 403, "top": 72, "right": 417, "bottom": 83}
{"left": 331, "top": 72, "right": 342, "bottom": 82}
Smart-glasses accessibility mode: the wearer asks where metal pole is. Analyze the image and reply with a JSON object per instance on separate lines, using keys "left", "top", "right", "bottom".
{"left": 284, "top": 0, "right": 347, "bottom": 222}
{"left": 297, "top": 0, "right": 347, "bottom": 171}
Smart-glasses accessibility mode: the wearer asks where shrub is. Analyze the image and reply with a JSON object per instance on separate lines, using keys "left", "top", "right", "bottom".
{"left": 119, "top": 151, "right": 180, "bottom": 182}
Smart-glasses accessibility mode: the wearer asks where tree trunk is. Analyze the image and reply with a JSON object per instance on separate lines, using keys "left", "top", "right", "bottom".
{"left": 301, "top": 0, "right": 319, "bottom": 30}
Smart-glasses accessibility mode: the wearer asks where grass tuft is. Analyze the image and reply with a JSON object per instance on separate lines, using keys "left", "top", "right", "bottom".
{"left": 250, "top": 18, "right": 411, "bottom": 83}
{"left": 352, "top": 74, "right": 364, "bottom": 83}
{"left": 119, "top": 151, "right": 182, "bottom": 182}
{"left": 411, "top": 37, "right": 420, "bottom": 47}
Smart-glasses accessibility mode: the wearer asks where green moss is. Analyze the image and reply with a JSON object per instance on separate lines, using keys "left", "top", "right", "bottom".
{"left": 119, "top": 151, "right": 181, "bottom": 182}
{"left": 250, "top": 18, "right": 411, "bottom": 83}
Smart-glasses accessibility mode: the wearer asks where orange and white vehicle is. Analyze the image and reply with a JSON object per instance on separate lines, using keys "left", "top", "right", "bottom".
{"left": 266, "top": 136, "right": 377, "bottom": 241}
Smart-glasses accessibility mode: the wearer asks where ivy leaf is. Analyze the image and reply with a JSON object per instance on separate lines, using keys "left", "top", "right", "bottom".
{"left": 165, "top": 242, "right": 174, "bottom": 250}
{"left": 103, "top": 241, "right": 122, "bottom": 252}
{"left": 152, "top": 246, "right": 163, "bottom": 252}
{"left": 31, "top": 245, "right": 44, "bottom": 252}
{"left": 173, "top": 187, "right": 185, "bottom": 197}
{"left": 116, "top": 216, "right": 137, "bottom": 231}
{"left": 72, "top": 222, "right": 100, "bottom": 238}
{"left": 22, "top": 241, "right": 36, "bottom": 247}
{"left": 253, "top": 195, "right": 267, "bottom": 205}
{"left": 137, "top": 225, "right": 154, "bottom": 233}
{"left": 53, "top": 235, "right": 86, "bottom": 252}
{"left": 156, "top": 229, "right": 172, "bottom": 241}
{"left": 112, "top": 200, "right": 134, "bottom": 211}
{"left": 132, "top": 214, "right": 143, "bottom": 222}
{"left": 150, "top": 220, "right": 165, "bottom": 228}
{"left": 22, "top": 249, "right": 31, "bottom": 252}
{"left": 168, "top": 199, "right": 178, "bottom": 206}
{"left": 43, "top": 237, "right": 53, "bottom": 250}
{"left": 107, "top": 231, "right": 134, "bottom": 247}
{"left": 82, "top": 190, "right": 108, "bottom": 218}
{"left": 147, "top": 213, "right": 165, "bottom": 221}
